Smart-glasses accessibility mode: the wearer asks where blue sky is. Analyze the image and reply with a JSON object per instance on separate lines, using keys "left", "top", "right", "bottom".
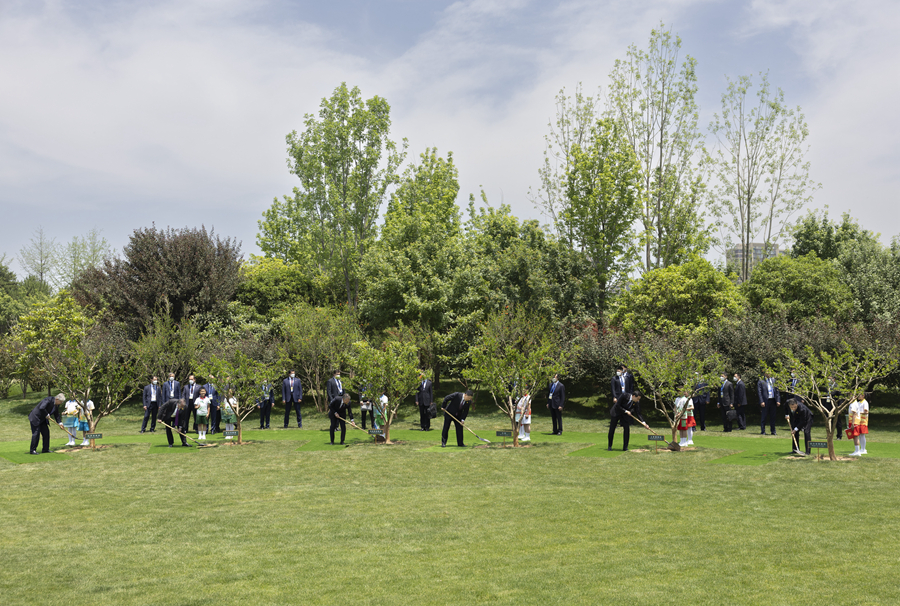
{"left": 2, "top": 0, "right": 898, "bottom": 275}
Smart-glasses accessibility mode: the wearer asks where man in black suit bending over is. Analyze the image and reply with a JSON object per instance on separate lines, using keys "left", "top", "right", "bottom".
{"left": 608, "top": 390, "right": 644, "bottom": 451}
{"left": 29, "top": 394, "right": 65, "bottom": 454}
{"left": 329, "top": 392, "right": 355, "bottom": 445}
{"left": 548, "top": 373, "right": 565, "bottom": 435}
{"left": 441, "top": 390, "right": 473, "bottom": 447}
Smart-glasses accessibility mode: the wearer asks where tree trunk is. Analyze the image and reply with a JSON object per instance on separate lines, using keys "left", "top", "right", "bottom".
{"left": 383, "top": 421, "right": 391, "bottom": 444}
{"left": 671, "top": 426, "right": 678, "bottom": 444}
{"left": 237, "top": 418, "right": 244, "bottom": 445}
{"left": 826, "top": 417, "right": 837, "bottom": 461}
{"left": 512, "top": 417, "right": 519, "bottom": 447}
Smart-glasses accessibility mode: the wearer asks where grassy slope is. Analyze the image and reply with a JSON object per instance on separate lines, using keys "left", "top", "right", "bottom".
{"left": 2, "top": 389, "right": 899, "bottom": 605}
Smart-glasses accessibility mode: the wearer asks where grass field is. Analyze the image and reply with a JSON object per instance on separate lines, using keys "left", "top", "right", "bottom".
{"left": 2, "top": 389, "right": 899, "bottom": 605}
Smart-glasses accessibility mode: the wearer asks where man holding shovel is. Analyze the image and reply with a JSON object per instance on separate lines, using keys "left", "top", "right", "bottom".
{"left": 441, "top": 390, "right": 474, "bottom": 447}
{"left": 608, "top": 391, "right": 645, "bottom": 452}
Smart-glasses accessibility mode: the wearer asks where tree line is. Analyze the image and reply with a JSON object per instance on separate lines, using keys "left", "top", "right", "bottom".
{"left": 2, "top": 24, "right": 899, "bottom": 456}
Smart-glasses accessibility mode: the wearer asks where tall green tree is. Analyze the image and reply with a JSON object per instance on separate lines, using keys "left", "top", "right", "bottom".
{"left": 53, "top": 227, "right": 110, "bottom": 290}
{"left": 360, "top": 148, "right": 462, "bottom": 333}
{"left": 607, "top": 23, "right": 709, "bottom": 271}
{"left": 563, "top": 118, "right": 643, "bottom": 311}
{"left": 258, "top": 82, "right": 407, "bottom": 307}
{"left": 708, "top": 72, "right": 820, "bottom": 282}
{"left": 18, "top": 226, "right": 58, "bottom": 291}
{"left": 530, "top": 84, "right": 602, "bottom": 243}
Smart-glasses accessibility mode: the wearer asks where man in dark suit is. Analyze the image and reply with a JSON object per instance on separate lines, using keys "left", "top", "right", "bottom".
{"left": 329, "top": 392, "right": 355, "bottom": 445}
{"left": 717, "top": 373, "right": 735, "bottom": 432}
{"left": 441, "top": 390, "right": 473, "bottom": 447}
{"left": 548, "top": 373, "right": 565, "bottom": 435}
{"left": 163, "top": 372, "right": 181, "bottom": 413}
{"left": 181, "top": 374, "right": 200, "bottom": 433}
{"left": 158, "top": 398, "right": 189, "bottom": 447}
{"left": 203, "top": 375, "right": 220, "bottom": 434}
{"left": 282, "top": 370, "right": 303, "bottom": 428}
{"left": 786, "top": 398, "right": 814, "bottom": 454}
{"left": 326, "top": 369, "right": 344, "bottom": 405}
{"left": 611, "top": 365, "right": 628, "bottom": 405}
{"left": 608, "top": 390, "right": 644, "bottom": 451}
{"left": 415, "top": 374, "right": 434, "bottom": 431}
{"left": 256, "top": 381, "right": 274, "bottom": 429}
{"left": 757, "top": 372, "right": 781, "bottom": 435}
{"left": 733, "top": 373, "right": 748, "bottom": 430}
{"left": 693, "top": 376, "right": 709, "bottom": 431}
{"left": 29, "top": 394, "right": 65, "bottom": 454}
{"left": 141, "top": 376, "right": 162, "bottom": 433}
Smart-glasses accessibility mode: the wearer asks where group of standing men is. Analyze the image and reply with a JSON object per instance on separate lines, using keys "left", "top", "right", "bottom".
{"left": 141, "top": 373, "right": 222, "bottom": 435}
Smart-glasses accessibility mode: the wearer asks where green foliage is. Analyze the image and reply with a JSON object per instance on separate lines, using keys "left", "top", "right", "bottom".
{"left": 235, "top": 256, "right": 323, "bottom": 317}
{"left": 766, "top": 336, "right": 900, "bottom": 460}
{"left": 257, "top": 82, "right": 407, "bottom": 307}
{"left": 625, "top": 333, "right": 723, "bottom": 439}
{"left": 198, "top": 344, "right": 281, "bottom": 444}
{"left": 17, "top": 226, "right": 58, "bottom": 290}
{"left": 607, "top": 23, "right": 710, "bottom": 270}
{"left": 563, "top": 118, "right": 643, "bottom": 310}
{"left": 71, "top": 225, "right": 242, "bottom": 334}
{"left": 464, "top": 307, "right": 572, "bottom": 444}
{"left": 359, "top": 148, "right": 462, "bottom": 336}
{"left": 349, "top": 337, "right": 423, "bottom": 442}
{"left": 131, "top": 313, "right": 204, "bottom": 381}
{"left": 741, "top": 253, "right": 853, "bottom": 323}
{"left": 275, "top": 303, "right": 362, "bottom": 411}
{"left": 791, "top": 208, "right": 878, "bottom": 261}
{"left": 834, "top": 236, "right": 900, "bottom": 323}
{"left": 610, "top": 256, "right": 744, "bottom": 335}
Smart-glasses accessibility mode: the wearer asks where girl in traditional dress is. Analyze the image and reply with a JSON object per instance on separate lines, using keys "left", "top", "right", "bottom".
{"left": 195, "top": 387, "right": 211, "bottom": 440}
{"left": 516, "top": 392, "right": 532, "bottom": 442}
{"left": 63, "top": 399, "right": 80, "bottom": 446}
{"left": 221, "top": 390, "right": 237, "bottom": 439}
{"left": 848, "top": 392, "right": 870, "bottom": 456}
{"left": 675, "top": 390, "right": 696, "bottom": 447}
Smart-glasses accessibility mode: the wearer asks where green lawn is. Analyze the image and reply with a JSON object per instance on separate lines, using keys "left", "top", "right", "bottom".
{"left": 2, "top": 390, "right": 899, "bottom": 605}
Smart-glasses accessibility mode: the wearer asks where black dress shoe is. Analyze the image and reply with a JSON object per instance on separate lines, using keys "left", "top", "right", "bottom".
{"left": 140, "top": 430, "right": 145, "bottom": 434}
{"left": 150, "top": 429, "right": 156, "bottom": 433}
{"left": 29, "top": 450, "right": 38, "bottom": 455}
{"left": 623, "top": 448, "right": 628, "bottom": 451}
{"left": 607, "top": 447, "right": 613, "bottom": 451}
{"left": 458, "top": 444, "right": 466, "bottom": 447}
{"left": 340, "top": 442, "right": 345, "bottom": 445}
{"left": 41, "top": 450, "right": 50, "bottom": 453}
{"left": 441, "top": 442, "right": 446, "bottom": 448}
{"left": 760, "top": 431, "right": 766, "bottom": 435}
{"left": 330, "top": 441, "right": 335, "bottom": 445}
{"left": 771, "top": 432, "right": 777, "bottom": 436}
{"left": 167, "top": 445, "right": 173, "bottom": 448}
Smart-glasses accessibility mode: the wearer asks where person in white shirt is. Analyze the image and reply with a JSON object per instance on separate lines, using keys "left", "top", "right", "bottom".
{"left": 194, "top": 387, "right": 211, "bottom": 440}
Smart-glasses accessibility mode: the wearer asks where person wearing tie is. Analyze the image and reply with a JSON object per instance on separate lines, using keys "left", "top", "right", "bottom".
{"left": 548, "top": 373, "right": 565, "bottom": 435}
{"left": 141, "top": 376, "right": 161, "bottom": 433}
{"left": 415, "top": 374, "right": 434, "bottom": 431}
{"left": 717, "top": 373, "right": 735, "bottom": 432}
{"left": 163, "top": 372, "right": 181, "bottom": 414}
{"left": 757, "top": 372, "right": 780, "bottom": 435}
{"left": 326, "top": 369, "right": 344, "bottom": 405}
{"left": 329, "top": 392, "right": 355, "bottom": 445}
{"left": 159, "top": 398, "right": 189, "bottom": 447}
{"left": 282, "top": 370, "right": 304, "bottom": 428}
{"left": 203, "top": 375, "right": 220, "bottom": 435}
{"left": 733, "top": 373, "right": 748, "bottom": 430}
{"left": 611, "top": 365, "right": 628, "bottom": 405}
{"left": 257, "top": 381, "right": 274, "bottom": 429}
{"left": 181, "top": 374, "right": 200, "bottom": 433}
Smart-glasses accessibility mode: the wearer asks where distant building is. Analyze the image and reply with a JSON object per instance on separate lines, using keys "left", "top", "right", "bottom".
{"left": 726, "top": 243, "right": 786, "bottom": 279}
